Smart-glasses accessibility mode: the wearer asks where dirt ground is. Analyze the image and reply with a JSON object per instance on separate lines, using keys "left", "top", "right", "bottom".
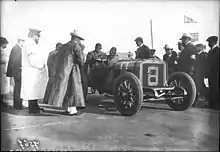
{"left": 1, "top": 94, "right": 219, "bottom": 151}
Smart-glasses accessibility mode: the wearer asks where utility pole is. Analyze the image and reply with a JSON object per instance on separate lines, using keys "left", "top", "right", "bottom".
{"left": 150, "top": 19, "right": 153, "bottom": 49}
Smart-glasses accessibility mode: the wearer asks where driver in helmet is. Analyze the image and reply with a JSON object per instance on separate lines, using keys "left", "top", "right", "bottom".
{"left": 86, "top": 43, "right": 107, "bottom": 68}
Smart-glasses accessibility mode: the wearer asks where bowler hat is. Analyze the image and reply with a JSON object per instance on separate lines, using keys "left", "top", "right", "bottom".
{"left": 70, "top": 30, "right": 84, "bottom": 40}
{"left": 206, "top": 36, "right": 218, "bottom": 43}
{"left": 135, "top": 37, "right": 143, "bottom": 42}
{"left": 180, "top": 33, "right": 191, "bottom": 40}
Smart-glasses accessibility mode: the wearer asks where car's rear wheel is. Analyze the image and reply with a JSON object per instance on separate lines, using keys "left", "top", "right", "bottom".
{"left": 113, "top": 72, "right": 143, "bottom": 116}
{"left": 166, "top": 72, "right": 196, "bottom": 111}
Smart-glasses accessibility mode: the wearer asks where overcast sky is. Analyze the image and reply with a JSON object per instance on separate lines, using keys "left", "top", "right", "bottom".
{"left": 1, "top": 0, "right": 219, "bottom": 58}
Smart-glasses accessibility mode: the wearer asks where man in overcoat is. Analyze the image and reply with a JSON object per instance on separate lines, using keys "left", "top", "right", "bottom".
{"left": 134, "top": 37, "right": 152, "bottom": 59}
{"left": 194, "top": 44, "right": 208, "bottom": 101}
{"left": 47, "top": 30, "right": 85, "bottom": 115}
{"left": 20, "top": 28, "right": 47, "bottom": 113}
{"left": 6, "top": 36, "right": 25, "bottom": 109}
{"left": 178, "top": 33, "right": 197, "bottom": 76}
{"left": 206, "top": 36, "right": 219, "bottom": 110}
{"left": 163, "top": 44, "right": 178, "bottom": 74}
{"left": 43, "top": 42, "right": 62, "bottom": 104}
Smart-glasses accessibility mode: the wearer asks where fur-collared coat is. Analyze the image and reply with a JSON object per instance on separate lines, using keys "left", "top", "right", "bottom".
{"left": 47, "top": 40, "right": 85, "bottom": 108}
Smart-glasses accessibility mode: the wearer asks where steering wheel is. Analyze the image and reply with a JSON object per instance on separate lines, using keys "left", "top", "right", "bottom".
{"left": 98, "top": 54, "right": 108, "bottom": 65}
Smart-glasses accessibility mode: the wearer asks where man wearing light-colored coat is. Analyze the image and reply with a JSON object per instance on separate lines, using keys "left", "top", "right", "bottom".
{"left": 21, "top": 28, "right": 47, "bottom": 113}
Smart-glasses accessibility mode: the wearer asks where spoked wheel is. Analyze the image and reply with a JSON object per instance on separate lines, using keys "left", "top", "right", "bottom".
{"left": 113, "top": 72, "right": 143, "bottom": 116}
{"left": 166, "top": 72, "right": 196, "bottom": 111}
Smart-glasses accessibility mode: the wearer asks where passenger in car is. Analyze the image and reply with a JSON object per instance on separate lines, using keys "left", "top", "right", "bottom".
{"left": 128, "top": 51, "right": 134, "bottom": 59}
{"left": 107, "top": 47, "right": 117, "bottom": 61}
{"left": 134, "top": 37, "right": 152, "bottom": 59}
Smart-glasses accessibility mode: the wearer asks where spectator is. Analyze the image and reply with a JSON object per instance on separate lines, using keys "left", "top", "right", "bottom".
{"left": 163, "top": 44, "right": 178, "bottom": 74}
{"left": 206, "top": 36, "right": 219, "bottom": 110}
{"left": 0, "top": 37, "right": 9, "bottom": 105}
{"left": 43, "top": 42, "right": 62, "bottom": 104}
{"left": 192, "top": 43, "right": 209, "bottom": 106}
{"left": 6, "top": 36, "right": 25, "bottom": 109}
{"left": 20, "top": 28, "right": 47, "bottom": 114}
{"left": 178, "top": 33, "right": 197, "bottom": 77}
{"left": 47, "top": 30, "right": 86, "bottom": 115}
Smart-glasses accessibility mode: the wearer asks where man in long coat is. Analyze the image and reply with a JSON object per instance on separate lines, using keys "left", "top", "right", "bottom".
{"left": 47, "top": 30, "right": 85, "bottom": 115}
{"left": 163, "top": 44, "right": 178, "bottom": 74}
{"left": 194, "top": 44, "right": 208, "bottom": 100}
{"left": 43, "top": 42, "right": 62, "bottom": 103}
{"left": 6, "top": 36, "right": 25, "bottom": 109}
{"left": 21, "top": 28, "right": 47, "bottom": 113}
{"left": 206, "top": 36, "right": 219, "bottom": 110}
{"left": 134, "top": 37, "right": 152, "bottom": 59}
{"left": 178, "top": 33, "right": 197, "bottom": 76}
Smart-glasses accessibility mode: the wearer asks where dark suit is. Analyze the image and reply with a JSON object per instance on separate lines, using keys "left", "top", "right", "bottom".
{"left": 135, "top": 44, "right": 152, "bottom": 59}
{"left": 163, "top": 51, "right": 178, "bottom": 74}
{"left": 6, "top": 44, "right": 22, "bottom": 109}
{"left": 194, "top": 52, "right": 208, "bottom": 98}
{"left": 178, "top": 42, "right": 197, "bottom": 75}
{"left": 206, "top": 46, "right": 219, "bottom": 110}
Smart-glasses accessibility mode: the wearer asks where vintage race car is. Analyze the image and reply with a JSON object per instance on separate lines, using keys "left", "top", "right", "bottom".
{"left": 85, "top": 57, "right": 196, "bottom": 116}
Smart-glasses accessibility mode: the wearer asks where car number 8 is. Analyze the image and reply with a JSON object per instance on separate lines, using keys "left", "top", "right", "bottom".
{"left": 148, "top": 66, "right": 158, "bottom": 86}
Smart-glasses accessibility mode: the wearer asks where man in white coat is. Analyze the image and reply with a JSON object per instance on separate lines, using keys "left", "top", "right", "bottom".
{"left": 21, "top": 28, "right": 47, "bottom": 113}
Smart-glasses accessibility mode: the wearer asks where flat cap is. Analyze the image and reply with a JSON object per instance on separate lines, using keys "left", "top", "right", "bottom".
{"left": 206, "top": 36, "right": 218, "bottom": 43}
{"left": 134, "top": 37, "right": 143, "bottom": 42}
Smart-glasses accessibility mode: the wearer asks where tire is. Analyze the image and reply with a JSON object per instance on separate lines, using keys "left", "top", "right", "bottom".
{"left": 113, "top": 72, "right": 143, "bottom": 116}
{"left": 166, "top": 72, "right": 196, "bottom": 111}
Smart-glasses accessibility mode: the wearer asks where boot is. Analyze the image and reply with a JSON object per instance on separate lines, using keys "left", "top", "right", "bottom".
{"left": 28, "top": 100, "right": 40, "bottom": 114}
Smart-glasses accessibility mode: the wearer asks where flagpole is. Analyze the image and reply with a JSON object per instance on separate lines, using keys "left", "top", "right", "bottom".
{"left": 150, "top": 19, "right": 153, "bottom": 48}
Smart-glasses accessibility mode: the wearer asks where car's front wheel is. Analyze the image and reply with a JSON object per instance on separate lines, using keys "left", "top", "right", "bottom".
{"left": 166, "top": 72, "right": 196, "bottom": 111}
{"left": 113, "top": 72, "right": 143, "bottom": 116}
